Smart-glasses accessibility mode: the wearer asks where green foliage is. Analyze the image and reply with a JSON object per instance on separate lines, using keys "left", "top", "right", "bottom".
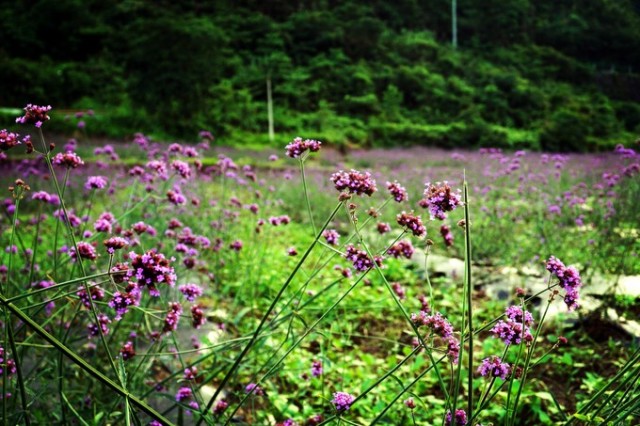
{"left": 1, "top": 0, "right": 639, "bottom": 148}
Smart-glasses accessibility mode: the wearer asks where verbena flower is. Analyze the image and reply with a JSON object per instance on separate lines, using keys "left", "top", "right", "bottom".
{"left": 420, "top": 182, "right": 462, "bottom": 220}
{"left": 311, "top": 360, "right": 323, "bottom": 377}
{"left": 478, "top": 356, "right": 510, "bottom": 379}
{"left": 445, "top": 409, "right": 467, "bottom": 426}
{"left": 126, "top": 250, "right": 176, "bottom": 296}
{"left": 87, "top": 314, "right": 111, "bottom": 338}
{"left": 120, "top": 341, "right": 135, "bottom": 360}
{"left": 0, "top": 129, "right": 28, "bottom": 151}
{"left": 285, "top": 137, "right": 322, "bottom": 158}
{"left": 77, "top": 285, "right": 105, "bottom": 309}
{"left": 391, "top": 282, "right": 406, "bottom": 299}
{"left": 404, "top": 397, "right": 416, "bottom": 409}
{"left": 104, "top": 237, "right": 128, "bottom": 254}
{"left": 491, "top": 319, "right": 533, "bottom": 345}
{"left": 213, "top": 399, "right": 228, "bottom": 416}
{"left": 52, "top": 152, "right": 84, "bottom": 168}
{"left": 440, "top": 225, "right": 454, "bottom": 247}
{"left": 85, "top": 176, "right": 108, "bottom": 190}
{"left": 546, "top": 256, "right": 583, "bottom": 311}
{"left": 175, "top": 387, "right": 192, "bottom": 402}
{"left": 179, "top": 284, "right": 203, "bottom": 302}
{"left": 0, "top": 346, "right": 17, "bottom": 377}
{"left": 330, "top": 169, "right": 377, "bottom": 196}
{"left": 411, "top": 311, "right": 454, "bottom": 338}
{"left": 163, "top": 302, "right": 182, "bottom": 333}
{"left": 245, "top": 383, "right": 265, "bottom": 396}
{"left": 345, "top": 244, "right": 383, "bottom": 272}
{"left": 387, "top": 240, "right": 414, "bottom": 259}
{"left": 322, "top": 229, "right": 340, "bottom": 246}
{"left": 70, "top": 242, "right": 98, "bottom": 261}
{"left": 397, "top": 211, "right": 426, "bottom": 237}
{"left": 171, "top": 160, "right": 191, "bottom": 179}
{"left": 387, "top": 180, "right": 408, "bottom": 202}
{"left": 191, "top": 304, "right": 205, "bottom": 329}
{"left": 331, "top": 391, "right": 355, "bottom": 413}
{"left": 377, "top": 222, "right": 391, "bottom": 234}
{"left": 16, "top": 104, "right": 52, "bottom": 127}
{"left": 446, "top": 337, "right": 460, "bottom": 364}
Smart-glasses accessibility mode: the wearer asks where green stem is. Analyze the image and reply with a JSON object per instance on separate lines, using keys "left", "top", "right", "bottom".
{"left": 0, "top": 293, "right": 174, "bottom": 425}
{"left": 197, "top": 202, "right": 342, "bottom": 425}
{"left": 464, "top": 180, "right": 474, "bottom": 419}
{"left": 300, "top": 158, "right": 317, "bottom": 235}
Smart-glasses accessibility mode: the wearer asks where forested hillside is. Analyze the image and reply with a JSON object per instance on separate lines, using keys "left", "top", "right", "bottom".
{"left": 2, "top": 0, "right": 640, "bottom": 150}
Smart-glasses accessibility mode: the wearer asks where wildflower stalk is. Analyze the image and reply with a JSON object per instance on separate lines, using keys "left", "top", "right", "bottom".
{"left": 368, "top": 355, "right": 448, "bottom": 426}
{"left": 464, "top": 180, "right": 474, "bottom": 419}
{"left": 37, "top": 129, "right": 119, "bottom": 373}
{"left": 224, "top": 269, "right": 373, "bottom": 424}
{"left": 0, "top": 293, "right": 174, "bottom": 425}
{"left": 568, "top": 346, "right": 640, "bottom": 423}
{"left": 509, "top": 295, "right": 552, "bottom": 425}
{"left": 598, "top": 362, "right": 640, "bottom": 422}
{"left": 350, "top": 214, "right": 450, "bottom": 408}
{"left": 197, "top": 201, "right": 343, "bottom": 424}
{"left": 300, "top": 157, "right": 317, "bottom": 235}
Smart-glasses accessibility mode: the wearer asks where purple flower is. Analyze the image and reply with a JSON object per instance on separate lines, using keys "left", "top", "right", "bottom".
{"left": 387, "top": 180, "right": 408, "bottom": 202}
{"left": 323, "top": 229, "right": 340, "bottom": 246}
{"left": 285, "top": 137, "right": 322, "bottom": 158}
{"left": 404, "top": 397, "right": 416, "bottom": 409}
{"left": 411, "top": 311, "right": 454, "bottom": 338}
{"left": 377, "top": 222, "right": 391, "bottom": 234}
{"left": 344, "top": 244, "right": 383, "bottom": 272}
{"left": 87, "top": 314, "right": 111, "bottom": 338}
{"left": 331, "top": 391, "right": 355, "bottom": 413}
{"left": 179, "top": 284, "right": 203, "bottom": 302}
{"left": 446, "top": 337, "right": 460, "bottom": 364}
{"left": 440, "top": 225, "right": 454, "bottom": 247}
{"left": 311, "top": 360, "right": 323, "bottom": 377}
{"left": 445, "top": 409, "right": 467, "bottom": 426}
{"left": 330, "top": 169, "right": 377, "bottom": 197}
{"left": 420, "top": 182, "right": 462, "bottom": 220}
{"left": 171, "top": 160, "right": 191, "bottom": 179}
{"left": 163, "top": 302, "right": 182, "bottom": 333}
{"left": 85, "top": 176, "right": 108, "bottom": 190}
{"left": 52, "top": 152, "right": 84, "bottom": 168}
{"left": 191, "top": 304, "right": 205, "bottom": 329}
{"left": 175, "top": 387, "right": 193, "bottom": 402}
{"left": 397, "top": 211, "right": 426, "bottom": 237}
{"left": 104, "top": 237, "right": 128, "bottom": 254}
{"left": 70, "top": 242, "right": 98, "bottom": 261}
{"left": 245, "top": 383, "right": 265, "bottom": 396}
{"left": 126, "top": 250, "right": 177, "bottom": 296}
{"left": 0, "top": 129, "right": 28, "bottom": 151}
{"left": 15, "top": 104, "right": 52, "bottom": 127}
{"left": 478, "top": 356, "right": 510, "bottom": 379}
{"left": 387, "top": 240, "right": 414, "bottom": 259}
{"left": 120, "top": 341, "right": 136, "bottom": 360}
{"left": 491, "top": 320, "right": 533, "bottom": 345}
{"left": 546, "top": 256, "right": 583, "bottom": 311}
{"left": 213, "top": 399, "right": 228, "bottom": 416}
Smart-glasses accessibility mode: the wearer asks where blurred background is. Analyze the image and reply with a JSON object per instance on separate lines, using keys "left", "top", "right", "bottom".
{"left": 1, "top": 0, "right": 639, "bottom": 150}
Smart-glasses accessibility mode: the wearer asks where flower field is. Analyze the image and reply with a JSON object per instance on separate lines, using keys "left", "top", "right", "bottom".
{"left": 0, "top": 106, "right": 639, "bottom": 425}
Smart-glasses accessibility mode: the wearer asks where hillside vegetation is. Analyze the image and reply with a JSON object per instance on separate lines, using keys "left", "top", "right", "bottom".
{"left": 2, "top": 0, "right": 640, "bottom": 150}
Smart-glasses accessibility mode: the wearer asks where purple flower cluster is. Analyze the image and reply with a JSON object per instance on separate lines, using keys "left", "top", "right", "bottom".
{"left": 179, "top": 284, "right": 203, "bottom": 302}
{"left": 52, "top": 152, "right": 84, "bottom": 168}
{"left": 330, "top": 169, "right": 377, "bottom": 197}
{"left": 77, "top": 285, "right": 105, "bottom": 309}
{"left": 546, "top": 256, "right": 582, "bottom": 311}
{"left": 387, "top": 240, "right": 415, "bottom": 259}
{"left": 213, "top": 399, "right": 228, "bottom": 416}
{"left": 446, "top": 337, "right": 460, "bottom": 364}
{"left": 344, "top": 244, "right": 383, "bottom": 272}
{"left": 104, "top": 237, "right": 128, "bottom": 254}
{"left": 31, "top": 191, "right": 60, "bottom": 205}
{"left": 377, "top": 222, "right": 391, "bottom": 234}
{"left": 120, "top": 341, "right": 135, "bottom": 360}
{"left": 420, "top": 182, "right": 462, "bottom": 220}
{"left": 311, "top": 360, "right": 323, "bottom": 377}
{"left": 70, "top": 242, "right": 98, "bottom": 261}
{"left": 163, "top": 302, "right": 183, "bottom": 333}
{"left": 322, "top": 229, "right": 340, "bottom": 246}
{"left": 0, "top": 346, "right": 17, "bottom": 377}
{"left": 191, "top": 304, "right": 205, "bottom": 329}
{"left": 269, "top": 215, "right": 291, "bottom": 226}
{"left": 410, "top": 311, "right": 454, "bottom": 338}
{"left": 108, "top": 284, "right": 140, "bottom": 320}
{"left": 440, "top": 225, "right": 454, "bottom": 247}
{"left": 285, "top": 137, "right": 322, "bottom": 158}
{"left": 85, "top": 176, "right": 108, "bottom": 190}
{"left": 87, "top": 314, "right": 111, "bottom": 338}
{"left": 445, "top": 409, "right": 468, "bottom": 426}
{"left": 245, "top": 383, "right": 265, "bottom": 396}
{"left": 386, "top": 180, "right": 408, "bottom": 202}
{"left": 490, "top": 305, "right": 534, "bottom": 345}
{"left": 175, "top": 387, "right": 193, "bottom": 402}
{"left": 478, "top": 356, "right": 511, "bottom": 379}
{"left": 391, "top": 282, "right": 406, "bottom": 299}
{"left": 94, "top": 212, "right": 116, "bottom": 233}
{"left": 0, "top": 129, "right": 29, "bottom": 151}
{"left": 15, "top": 104, "right": 52, "bottom": 127}
{"left": 126, "top": 250, "right": 177, "bottom": 297}
{"left": 397, "top": 211, "right": 426, "bottom": 237}
{"left": 331, "top": 391, "right": 355, "bottom": 413}
{"left": 171, "top": 160, "right": 191, "bottom": 179}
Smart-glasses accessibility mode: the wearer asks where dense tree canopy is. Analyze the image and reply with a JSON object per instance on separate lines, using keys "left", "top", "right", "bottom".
{"left": 1, "top": 0, "right": 639, "bottom": 150}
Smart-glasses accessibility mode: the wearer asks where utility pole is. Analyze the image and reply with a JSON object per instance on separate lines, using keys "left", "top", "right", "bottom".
{"left": 267, "top": 73, "right": 274, "bottom": 143}
{"left": 452, "top": 0, "right": 458, "bottom": 49}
